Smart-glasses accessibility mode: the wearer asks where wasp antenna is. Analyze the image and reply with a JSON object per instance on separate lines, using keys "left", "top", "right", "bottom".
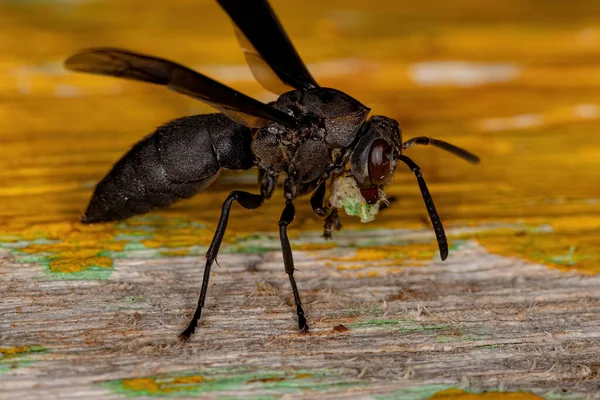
{"left": 397, "top": 155, "right": 448, "bottom": 261}
{"left": 403, "top": 136, "right": 480, "bottom": 165}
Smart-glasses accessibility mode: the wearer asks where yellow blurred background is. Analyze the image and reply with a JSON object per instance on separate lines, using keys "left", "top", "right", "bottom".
{"left": 1, "top": 0, "right": 599, "bottom": 273}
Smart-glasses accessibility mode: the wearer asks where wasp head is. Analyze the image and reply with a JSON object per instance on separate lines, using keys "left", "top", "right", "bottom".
{"left": 349, "top": 115, "right": 402, "bottom": 206}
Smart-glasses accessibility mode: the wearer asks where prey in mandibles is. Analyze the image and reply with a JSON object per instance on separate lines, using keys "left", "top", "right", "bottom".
{"left": 65, "top": 0, "right": 480, "bottom": 339}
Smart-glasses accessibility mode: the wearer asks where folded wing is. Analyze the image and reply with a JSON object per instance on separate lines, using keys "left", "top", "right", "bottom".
{"left": 65, "top": 48, "right": 297, "bottom": 128}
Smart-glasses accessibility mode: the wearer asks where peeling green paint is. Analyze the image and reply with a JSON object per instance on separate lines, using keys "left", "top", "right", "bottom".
{"left": 349, "top": 319, "right": 451, "bottom": 333}
{"left": 39, "top": 263, "right": 113, "bottom": 280}
{"left": 542, "top": 389, "right": 588, "bottom": 400}
{"left": 480, "top": 344, "right": 505, "bottom": 349}
{"left": 100, "top": 368, "right": 365, "bottom": 397}
{"left": 0, "top": 346, "right": 47, "bottom": 374}
{"left": 397, "top": 325, "right": 452, "bottom": 333}
{"left": 350, "top": 319, "right": 403, "bottom": 327}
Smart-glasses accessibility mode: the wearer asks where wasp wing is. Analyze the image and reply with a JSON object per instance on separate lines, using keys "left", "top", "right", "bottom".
{"left": 217, "top": 0, "right": 319, "bottom": 94}
{"left": 64, "top": 48, "right": 297, "bottom": 128}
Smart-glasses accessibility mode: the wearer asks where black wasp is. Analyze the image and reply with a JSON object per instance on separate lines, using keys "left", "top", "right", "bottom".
{"left": 65, "top": 0, "right": 479, "bottom": 339}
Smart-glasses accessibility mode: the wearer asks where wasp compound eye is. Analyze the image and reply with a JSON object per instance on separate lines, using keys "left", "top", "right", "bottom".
{"left": 368, "top": 138, "right": 392, "bottom": 185}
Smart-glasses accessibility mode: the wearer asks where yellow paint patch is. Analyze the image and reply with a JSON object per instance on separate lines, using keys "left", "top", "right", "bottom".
{"left": 357, "top": 271, "right": 381, "bottom": 278}
{"left": 171, "top": 375, "right": 205, "bottom": 384}
{"left": 48, "top": 255, "right": 113, "bottom": 273}
{"left": 332, "top": 248, "right": 391, "bottom": 262}
{"left": 294, "top": 373, "right": 314, "bottom": 379}
{"left": 336, "top": 264, "right": 365, "bottom": 271}
{"left": 0, "top": 346, "right": 31, "bottom": 357}
{"left": 0, "top": 218, "right": 215, "bottom": 274}
{"left": 119, "top": 375, "right": 210, "bottom": 395}
{"left": 480, "top": 232, "right": 600, "bottom": 275}
{"left": 329, "top": 244, "right": 438, "bottom": 277}
{"left": 478, "top": 216, "right": 600, "bottom": 275}
{"left": 159, "top": 249, "right": 191, "bottom": 257}
{"left": 295, "top": 242, "right": 338, "bottom": 251}
{"left": 140, "top": 224, "right": 219, "bottom": 249}
{"left": 10, "top": 222, "right": 127, "bottom": 273}
{"left": 331, "top": 244, "right": 437, "bottom": 263}
{"left": 121, "top": 378, "right": 160, "bottom": 394}
{"left": 430, "top": 388, "right": 544, "bottom": 400}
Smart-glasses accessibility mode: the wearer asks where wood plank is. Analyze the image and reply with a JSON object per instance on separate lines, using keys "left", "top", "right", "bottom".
{"left": 1, "top": 0, "right": 599, "bottom": 398}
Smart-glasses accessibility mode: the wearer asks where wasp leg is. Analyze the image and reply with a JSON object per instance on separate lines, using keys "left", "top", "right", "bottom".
{"left": 378, "top": 195, "right": 398, "bottom": 212}
{"left": 180, "top": 190, "right": 264, "bottom": 340}
{"left": 309, "top": 181, "right": 329, "bottom": 217}
{"left": 278, "top": 201, "right": 309, "bottom": 333}
{"left": 309, "top": 181, "right": 342, "bottom": 239}
{"left": 323, "top": 208, "right": 342, "bottom": 240}
{"left": 258, "top": 168, "right": 277, "bottom": 199}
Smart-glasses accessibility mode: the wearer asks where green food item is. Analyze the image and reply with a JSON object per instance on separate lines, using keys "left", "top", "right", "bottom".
{"left": 338, "top": 197, "right": 379, "bottom": 223}
{"left": 328, "top": 176, "right": 380, "bottom": 223}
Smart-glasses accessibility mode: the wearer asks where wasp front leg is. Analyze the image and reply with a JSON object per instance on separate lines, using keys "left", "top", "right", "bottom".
{"left": 323, "top": 208, "right": 342, "bottom": 240}
{"left": 309, "top": 181, "right": 329, "bottom": 217}
{"left": 309, "top": 181, "right": 342, "bottom": 239}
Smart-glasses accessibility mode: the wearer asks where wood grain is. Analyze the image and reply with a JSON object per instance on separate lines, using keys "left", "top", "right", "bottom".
{"left": 1, "top": 0, "right": 599, "bottom": 398}
{"left": 3, "top": 238, "right": 600, "bottom": 399}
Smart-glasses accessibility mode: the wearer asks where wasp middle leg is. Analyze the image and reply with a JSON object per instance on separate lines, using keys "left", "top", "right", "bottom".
{"left": 278, "top": 200, "right": 309, "bottom": 333}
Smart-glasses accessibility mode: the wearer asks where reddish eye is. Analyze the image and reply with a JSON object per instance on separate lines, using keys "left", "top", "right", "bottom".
{"left": 368, "top": 139, "right": 392, "bottom": 185}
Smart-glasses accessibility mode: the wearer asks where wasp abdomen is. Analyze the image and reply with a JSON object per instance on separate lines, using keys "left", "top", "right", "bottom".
{"left": 82, "top": 114, "right": 254, "bottom": 223}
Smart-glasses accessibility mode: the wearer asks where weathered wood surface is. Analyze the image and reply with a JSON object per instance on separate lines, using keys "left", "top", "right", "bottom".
{"left": 1, "top": 0, "right": 600, "bottom": 399}
{"left": 2, "top": 236, "right": 600, "bottom": 399}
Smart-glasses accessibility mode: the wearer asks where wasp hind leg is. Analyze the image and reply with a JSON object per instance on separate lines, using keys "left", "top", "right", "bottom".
{"left": 180, "top": 174, "right": 277, "bottom": 339}
{"left": 180, "top": 190, "right": 264, "bottom": 340}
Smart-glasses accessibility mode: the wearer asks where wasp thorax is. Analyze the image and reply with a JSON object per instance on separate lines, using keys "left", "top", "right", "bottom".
{"left": 289, "top": 140, "right": 332, "bottom": 183}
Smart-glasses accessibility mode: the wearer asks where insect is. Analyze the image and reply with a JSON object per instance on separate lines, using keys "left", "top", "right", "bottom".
{"left": 65, "top": 0, "right": 480, "bottom": 339}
